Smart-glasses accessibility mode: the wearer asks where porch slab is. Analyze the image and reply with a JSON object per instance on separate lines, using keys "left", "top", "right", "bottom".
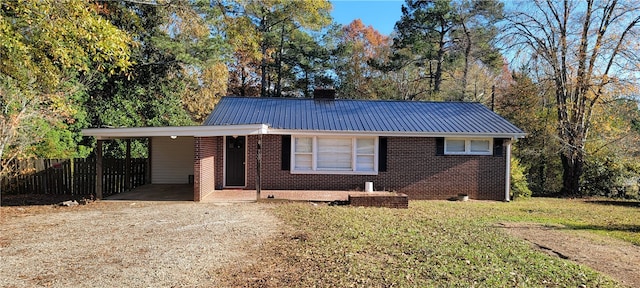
{"left": 104, "top": 185, "right": 399, "bottom": 203}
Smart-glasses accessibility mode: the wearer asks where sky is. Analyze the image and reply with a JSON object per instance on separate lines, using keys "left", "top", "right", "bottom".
{"left": 330, "top": 0, "right": 405, "bottom": 36}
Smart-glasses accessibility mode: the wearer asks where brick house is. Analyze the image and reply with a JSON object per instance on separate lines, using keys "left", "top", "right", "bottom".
{"left": 83, "top": 92, "right": 524, "bottom": 201}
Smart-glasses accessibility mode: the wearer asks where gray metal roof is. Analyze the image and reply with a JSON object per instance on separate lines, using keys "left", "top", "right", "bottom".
{"left": 204, "top": 97, "right": 524, "bottom": 136}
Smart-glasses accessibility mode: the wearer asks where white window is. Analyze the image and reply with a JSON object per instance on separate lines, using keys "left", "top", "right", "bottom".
{"left": 294, "top": 137, "right": 312, "bottom": 170}
{"left": 445, "top": 138, "right": 493, "bottom": 155}
{"left": 292, "top": 136, "right": 378, "bottom": 174}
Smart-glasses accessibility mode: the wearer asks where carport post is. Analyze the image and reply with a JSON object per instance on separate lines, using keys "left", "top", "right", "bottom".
{"left": 256, "top": 134, "right": 262, "bottom": 201}
{"left": 125, "top": 139, "right": 131, "bottom": 190}
{"left": 96, "top": 140, "right": 103, "bottom": 200}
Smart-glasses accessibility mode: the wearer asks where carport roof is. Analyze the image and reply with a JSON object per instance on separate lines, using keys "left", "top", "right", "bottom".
{"left": 82, "top": 124, "right": 268, "bottom": 140}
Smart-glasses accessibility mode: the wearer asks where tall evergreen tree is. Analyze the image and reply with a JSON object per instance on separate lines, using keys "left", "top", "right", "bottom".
{"left": 392, "top": 0, "right": 503, "bottom": 100}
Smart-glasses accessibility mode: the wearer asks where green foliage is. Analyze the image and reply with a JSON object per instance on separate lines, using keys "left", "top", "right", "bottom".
{"left": 511, "top": 157, "right": 532, "bottom": 199}
{"left": 0, "top": 0, "right": 132, "bottom": 163}
{"left": 496, "top": 72, "right": 563, "bottom": 196}
{"left": 581, "top": 155, "right": 640, "bottom": 199}
{"left": 87, "top": 0, "right": 228, "bottom": 148}
{"left": 0, "top": 0, "right": 132, "bottom": 90}
{"left": 221, "top": 0, "right": 333, "bottom": 97}
{"left": 391, "top": 0, "right": 503, "bottom": 100}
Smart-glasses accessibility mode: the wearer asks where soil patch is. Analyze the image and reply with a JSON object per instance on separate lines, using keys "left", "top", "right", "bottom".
{"left": 0, "top": 201, "right": 280, "bottom": 287}
{"left": 497, "top": 222, "right": 640, "bottom": 287}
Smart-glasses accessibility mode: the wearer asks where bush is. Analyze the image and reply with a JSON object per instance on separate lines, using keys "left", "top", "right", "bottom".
{"left": 581, "top": 155, "right": 639, "bottom": 199}
{"left": 511, "top": 157, "right": 532, "bottom": 199}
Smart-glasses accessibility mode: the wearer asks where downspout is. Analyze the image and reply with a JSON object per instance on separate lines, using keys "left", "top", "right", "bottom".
{"left": 256, "top": 134, "right": 262, "bottom": 201}
{"left": 505, "top": 139, "right": 512, "bottom": 202}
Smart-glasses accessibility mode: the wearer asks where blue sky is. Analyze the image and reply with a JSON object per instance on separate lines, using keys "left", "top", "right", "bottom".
{"left": 330, "top": 0, "right": 405, "bottom": 36}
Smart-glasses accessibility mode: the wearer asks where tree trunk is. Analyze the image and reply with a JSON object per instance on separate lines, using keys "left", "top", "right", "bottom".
{"left": 260, "top": 43, "right": 268, "bottom": 97}
{"left": 275, "top": 24, "right": 285, "bottom": 97}
{"left": 434, "top": 30, "right": 446, "bottom": 93}
{"left": 0, "top": 162, "right": 3, "bottom": 207}
{"left": 240, "top": 67, "right": 246, "bottom": 97}
{"left": 461, "top": 23, "right": 471, "bottom": 101}
{"left": 560, "top": 152, "right": 583, "bottom": 196}
{"left": 260, "top": 15, "right": 268, "bottom": 98}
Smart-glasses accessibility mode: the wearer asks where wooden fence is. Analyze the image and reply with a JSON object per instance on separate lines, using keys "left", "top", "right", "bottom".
{"left": 1, "top": 158, "right": 148, "bottom": 197}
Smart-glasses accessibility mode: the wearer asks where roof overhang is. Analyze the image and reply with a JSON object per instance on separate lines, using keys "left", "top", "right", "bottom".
{"left": 82, "top": 124, "right": 525, "bottom": 140}
{"left": 82, "top": 124, "right": 268, "bottom": 140}
{"left": 266, "top": 129, "right": 526, "bottom": 139}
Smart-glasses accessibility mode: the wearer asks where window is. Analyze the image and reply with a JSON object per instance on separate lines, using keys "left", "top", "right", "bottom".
{"left": 444, "top": 138, "right": 492, "bottom": 155}
{"left": 294, "top": 137, "right": 312, "bottom": 170}
{"left": 292, "top": 136, "right": 378, "bottom": 174}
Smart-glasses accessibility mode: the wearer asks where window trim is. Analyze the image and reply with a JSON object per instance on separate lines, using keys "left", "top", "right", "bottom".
{"left": 291, "top": 136, "right": 379, "bottom": 175}
{"left": 444, "top": 138, "right": 493, "bottom": 155}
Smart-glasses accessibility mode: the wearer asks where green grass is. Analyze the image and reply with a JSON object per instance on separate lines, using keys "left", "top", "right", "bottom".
{"left": 241, "top": 198, "right": 638, "bottom": 287}
{"left": 467, "top": 198, "right": 640, "bottom": 245}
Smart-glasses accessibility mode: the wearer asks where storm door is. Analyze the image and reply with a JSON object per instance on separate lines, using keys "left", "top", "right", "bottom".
{"left": 225, "top": 136, "right": 246, "bottom": 187}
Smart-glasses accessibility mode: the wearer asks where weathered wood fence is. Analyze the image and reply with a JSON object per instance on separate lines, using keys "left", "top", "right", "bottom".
{"left": 1, "top": 158, "right": 147, "bottom": 197}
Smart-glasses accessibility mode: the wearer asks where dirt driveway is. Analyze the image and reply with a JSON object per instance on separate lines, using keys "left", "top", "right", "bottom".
{"left": 498, "top": 222, "right": 640, "bottom": 288}
{"left": 0, "top": 201, "right": 280, "bottom": 287}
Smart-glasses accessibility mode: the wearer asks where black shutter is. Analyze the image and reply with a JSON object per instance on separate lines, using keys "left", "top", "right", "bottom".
{"left": 281, "top": 135, "right": 291, "bottom": 170}
{"left": 493, "top": 138, "right": 504, "bottom": 157}
{"left": 379, "top": 137, "right": 387, "bottom": 172}
{"left": 436, "top": 137, "right": 444, "bottom": 155}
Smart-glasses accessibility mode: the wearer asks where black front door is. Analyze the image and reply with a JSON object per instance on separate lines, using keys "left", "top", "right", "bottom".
{"left": 225, "top": 136, "right": 246, "bottom": 186}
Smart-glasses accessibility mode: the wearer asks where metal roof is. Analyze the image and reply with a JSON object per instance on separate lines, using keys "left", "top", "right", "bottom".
{"left": 204, "top": 97, "right": 525, "bottom": 137}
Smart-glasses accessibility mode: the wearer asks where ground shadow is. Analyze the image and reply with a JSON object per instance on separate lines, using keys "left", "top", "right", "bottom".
{"left": 1, "top": 194, "right": 92, "bottom": 207}
{"left": 565, "top": 223, "right": 640, "bottom": 233}
{"left": 585, "top": 200, "right": 640, "bottom": 208}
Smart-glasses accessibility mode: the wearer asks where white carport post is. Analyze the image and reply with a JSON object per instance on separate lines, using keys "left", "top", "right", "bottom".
{"left": 504, "top": 139, "right": 512, "bottom": 202}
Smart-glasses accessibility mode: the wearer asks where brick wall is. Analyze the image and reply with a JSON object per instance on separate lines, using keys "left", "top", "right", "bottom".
{"left": 193, "top": 137, "right": 217, "bottom": 201}
{"left": 251, "top": 135, "right": 507, "bottom": 200}
{"left": 349, "top": 194, "right": 409, "bottom": 209}
{"left": 208, "top": 135, "right": 507, "bottom": 200}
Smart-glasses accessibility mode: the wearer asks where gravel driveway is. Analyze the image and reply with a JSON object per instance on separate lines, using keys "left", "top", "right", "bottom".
{"left": 0, "top": 201, "right": 280, "bottom": 287}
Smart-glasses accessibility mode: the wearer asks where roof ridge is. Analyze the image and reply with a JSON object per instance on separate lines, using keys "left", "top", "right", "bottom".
{"left": 221, "top": 96, "right": 483, "bottom": 105}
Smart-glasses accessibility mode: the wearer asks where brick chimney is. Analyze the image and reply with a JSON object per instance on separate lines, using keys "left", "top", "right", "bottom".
{"left": 313, "top": 88, "right": 336, "bottom": 100}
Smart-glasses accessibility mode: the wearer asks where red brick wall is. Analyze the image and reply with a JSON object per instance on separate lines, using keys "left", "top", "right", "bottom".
{"left": 193, "top": 137, "right": 217, "bottom": 201}
{"left": 214, "top": 137, "right": 224, "bottom": 189}
{"left": 210, "top": 135, "right": 507, "bottom": 200}
{"left": 349, "top": 194, "right": 409, "bottom": 209}
{"left": 254, "top": 135, "right": 506, "bottom": 200}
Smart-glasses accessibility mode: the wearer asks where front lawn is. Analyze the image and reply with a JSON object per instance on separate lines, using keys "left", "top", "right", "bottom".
{"left": 221, "top": 198, "right": 639, "bottom": 287}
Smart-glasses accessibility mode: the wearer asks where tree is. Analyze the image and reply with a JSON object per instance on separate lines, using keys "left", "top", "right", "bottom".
{"left": 334, "top": 19, "right": 392, "bottom": 99}
{"left": 496, "top": 69, "right": 563, "bottom": 195}
{"left": 218, "top": 0, "right": 332, "bottom": 97}
{"left": 448, "top": 0, "right": 503, "bottom": 99}
{"left": 392, "top": 0, "right": 503, "bottom": 100}
{"left": 504, "top": 0, "right": 640, "bottom": 196}
{"left": 0, "top": 0, "right": 133, "bottom": 204}
{"left": 394, "top": 0, "right": 454, "bottom": 95}
{"left": 284, "top": 30, "right": 332, "bottom": 97}
{"left": 90, "top": 0, "right": 229, "bottom": 130}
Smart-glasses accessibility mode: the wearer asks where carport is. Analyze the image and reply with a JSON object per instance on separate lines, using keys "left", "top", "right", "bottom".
{"left": 105, "top": 184, "right": 194, "bottom": 201}
{"left": 82, "top": 124, "right": 268, "bottom": 201}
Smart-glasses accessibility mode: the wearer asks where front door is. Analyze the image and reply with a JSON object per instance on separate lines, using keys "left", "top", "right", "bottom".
{"left": 225, "top": 136, "right": 246, "bottom": 187}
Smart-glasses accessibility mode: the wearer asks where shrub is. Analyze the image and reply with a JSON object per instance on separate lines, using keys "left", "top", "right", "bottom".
{"left": 581, "top": 155, "right": 639, "bottom": 199}
{"left": 511, "top": 157, "right": 532, "bottom": 199}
